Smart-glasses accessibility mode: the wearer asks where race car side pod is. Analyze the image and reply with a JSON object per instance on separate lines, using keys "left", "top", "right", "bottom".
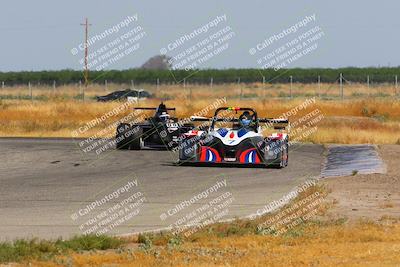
{"left": 258, "top": 118, "right": 289, "bottom": 130}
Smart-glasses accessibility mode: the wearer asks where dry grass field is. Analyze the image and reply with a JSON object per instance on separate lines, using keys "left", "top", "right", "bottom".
{"left": 0, "top": 83, "right": 399, "bottom": 144}
{"left": 24, "top": 223, "right": 398, "bottom": 267}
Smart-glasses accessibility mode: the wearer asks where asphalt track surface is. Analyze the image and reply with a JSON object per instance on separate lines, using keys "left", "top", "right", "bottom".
{"left": 0, "top": 138, "right": 324, "bottom": 240}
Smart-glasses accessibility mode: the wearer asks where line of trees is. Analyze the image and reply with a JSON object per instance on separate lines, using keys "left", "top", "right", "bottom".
{"left": 1, "top": 67, "right": 400, "bottom": 85}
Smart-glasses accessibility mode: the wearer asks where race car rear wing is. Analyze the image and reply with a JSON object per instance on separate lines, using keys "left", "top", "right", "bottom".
{"left": 191, "top": 116, "right": 289, "bottom": 128}
{"left": 259, "top": 118, "right": 289, "bottom": 130}
{"left": 134, "top": 107, "right": 176, "bottom": 111}
{"left": 190, "top": 116, "right": 211, "bottom": 121}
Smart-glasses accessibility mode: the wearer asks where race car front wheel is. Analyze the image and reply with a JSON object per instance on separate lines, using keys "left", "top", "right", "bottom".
{"left": 178, "top": 137, "right": 198, "bottom": 162}
{"left": 128, "top": 126, "right": 143, "bottom": 150}
{"left": 265, "top": 138, "right": 288, "bottom": 168}
{"left": 279, "top": 142, "right": 289, "bottom": 168}
{"left": 116, "top": 123, "right": 131, "bottom": 149}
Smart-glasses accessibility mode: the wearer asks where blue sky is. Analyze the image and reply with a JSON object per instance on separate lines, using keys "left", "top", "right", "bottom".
{"left": 1, "top": 0, "right": 399, "bottom": 71}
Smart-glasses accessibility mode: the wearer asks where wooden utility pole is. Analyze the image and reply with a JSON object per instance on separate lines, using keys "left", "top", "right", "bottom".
{"left": 29, "top": 81, "right": 32, "bottom": 101}
{"left": 318, "top": 75, "right": 321, "bottom": 98}
{"left": 340, "top": 73, "right": 343, "bottom": 99}
{"left": 80, "top": 18, "right": 91, "bottom": 101}
{"left": 262, "top": 76, "right": 266, "bottom": 99}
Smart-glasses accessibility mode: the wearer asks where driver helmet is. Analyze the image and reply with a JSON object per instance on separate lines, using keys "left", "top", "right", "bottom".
{"left": 240, "top": 111, "right": 252, "bottom": 127}
{"left": 159, "top": 112, "right": 170, "bottom": 121}
{"left": 157, "top": 103, "right": 167, "bottom": 113}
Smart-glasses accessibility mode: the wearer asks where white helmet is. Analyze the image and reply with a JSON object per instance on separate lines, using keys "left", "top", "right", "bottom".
{"left": 159, "top": 112, "right": 170, "bottom": 121}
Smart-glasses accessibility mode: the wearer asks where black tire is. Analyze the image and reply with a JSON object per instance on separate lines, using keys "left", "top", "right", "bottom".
{"left": 276, "top": 149, "right": 284, "bottom": 169}
{"left": 284, "top": 142, "right": 289, "bottom": 167}
{"left": 128, "top": 126, "right": 143, "bottom": 150}
{"left": 178, "top": 138, "right": 198, "bottom": 162}
{"left": 267, "top": 139, "right": 288, "bottom": 168}
{"left": 116, "top": 123, "right": 131, "bottom": 149}
{"left": 277, "top": 140, "right": 289, "bottom": 168}
{"left": 157, "top": 122, "right": 173, "bottom": 148}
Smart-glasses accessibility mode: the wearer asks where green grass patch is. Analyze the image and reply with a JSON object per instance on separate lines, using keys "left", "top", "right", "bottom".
{"left": 0, "top": 234, "right": 124, "bottom": 264}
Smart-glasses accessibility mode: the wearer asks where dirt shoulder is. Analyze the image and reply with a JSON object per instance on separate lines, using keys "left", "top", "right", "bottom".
{"left": 323, "top": 144, "right": 400, "bottom": 221}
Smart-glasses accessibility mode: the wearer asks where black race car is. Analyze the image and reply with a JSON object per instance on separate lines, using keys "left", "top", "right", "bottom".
{"left": 116, "top": 103, "right": 194, "bottom": 150}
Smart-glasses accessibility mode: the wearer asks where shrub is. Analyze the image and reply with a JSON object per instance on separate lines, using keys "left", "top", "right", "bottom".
{"left": 0, "top": 234, "right": 124, "bottom": 264}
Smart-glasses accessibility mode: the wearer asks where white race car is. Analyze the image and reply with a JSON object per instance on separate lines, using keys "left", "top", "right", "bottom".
{"left": 178, "top": 107, "right": 289, "bottom": 168}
